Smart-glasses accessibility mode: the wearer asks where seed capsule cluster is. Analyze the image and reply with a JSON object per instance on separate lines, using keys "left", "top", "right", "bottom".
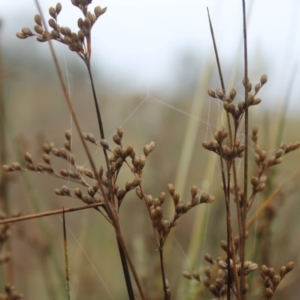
{"left": 16, "top": 1, "right": 107, "bottom": 62}
{"left": 261, "top": 262, "right": 294, "bottom": 299}
{"left": 136, "top": 184, "right": 214, "bottom": 246}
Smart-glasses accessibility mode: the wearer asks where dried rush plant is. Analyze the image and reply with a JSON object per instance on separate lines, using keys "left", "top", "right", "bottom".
{"left": 0, "top": 0, "right": 299, "bottom": 299}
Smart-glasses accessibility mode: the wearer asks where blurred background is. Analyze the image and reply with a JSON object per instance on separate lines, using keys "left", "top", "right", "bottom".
{"left": 0, "top": 0, "right": 300, "bottom": 299}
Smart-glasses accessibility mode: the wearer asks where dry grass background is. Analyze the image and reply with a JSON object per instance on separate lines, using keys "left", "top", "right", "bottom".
{"left": 0, "top": 2, "right": 300, "bottom": 300}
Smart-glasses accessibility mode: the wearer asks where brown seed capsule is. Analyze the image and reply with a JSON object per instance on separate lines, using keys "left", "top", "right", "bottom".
{"left": 33, "top": 24, "right": 43, "bottom": 35}
{"left": 216, "top": 88, "right": 224, "bottom": 99}
{"left": 49, "top": 7, "right": 57, "bottom": 19}
{"left": 229, "top": 88, "right": 237, "bottom": 100}
{"left": 60, "top": 169, "right": 69, "bottom": 177}
{"left": 55, "top": 189, "right": 62, "bottom": 195}
{"left": 16, "top": 32, "right": 27, "bottom": 39}
{"left": 11, "top": 162, "right": 22, "bottom": 171}
{"left": 36, "top": 36, "right": 46, "bottom": 42}
{"left": 21, "top": 27, "right": 33, "bottom": 36}
{"left": 260, "top": 74, "right": 268, "bottom": 85}
{"left": 207, "top": 88, "right": 216, "bottom": 98}
{"left": 100, "top": 139, "right": 109, "bottom": 149}
{"left": 83, "top": 168, "right": 94, "bottom": 178}
{"left": 42, "top": 154, "right": 51, "bottom": 164}
{"left": 2, "top": 165, "right": 14, "bottom": 172}
{"left": 113, "top": 134, "right": 121, "bottom": 145}
{"left": 83, "top": 18, "right": 91, "bottom": 31}
{"left": 74, "top": 188, "right": 82, "bottom": 198}
{"left": 254, "top": 83, "right": 261, "bottom": 94}
{"left": 56, "top": 3, "right": 62, "bottom": 14}
{"left": 286, "top": 261, "right": 294, "bottom": 272}
{"left": 182, "top": 271, "right": 192, "bottom": 280}
{"left": 61, "top": 185, "right": 70, "bottom": 195}
{"left": 191, "top": 185, "right": 198, "bottom": 198}
{"left": 34, "top": 14, "right": 42, "bottom": 26}
{"left": 24, "top": 152, "right": 33, "bottom": 163}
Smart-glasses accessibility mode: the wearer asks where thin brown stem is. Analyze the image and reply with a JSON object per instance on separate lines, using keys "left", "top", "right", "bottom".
{"left": 159, "top": 245, "right": 169, "bottom": 300}
{"left": 241, "top": 0, "right": 249, "bottom": 298}
{"left": 0, "top": 202, "right": 105, "bottom": 225}
{"left": 207, "top": 7, "right": 233, "bottom": 145}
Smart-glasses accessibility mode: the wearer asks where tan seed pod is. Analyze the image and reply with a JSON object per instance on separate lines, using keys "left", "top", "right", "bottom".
{"left": 254, "top": 83, "right": 261, "bottom": 94}
{"left": 207, "top": 88, "right": 216, "bottom": 98}
{"left": 260, "top": 74, "right": 268, "bottom": 85}
{"left": 64, "top": 35, "right": 73, "bottom": 45}
{"left": 48, "top": 18, "right": 57, "bottom": 29}
{"left": 265, "top": 287, "right": 273, "bottom": 298}
{"left": 216, "top": 88, "right": 224, "bottom": 99}
{"left": 286, "top": 261, "right": 294, "bottom": 272}
{"left": 2, "top": 165, "right": 14, "bottom": 172}
{"left": 100, "top": 139, "right": 109, "bottom": 149}
{"left": 59, "top": 148, "right": 67, "bottom": 159}
{"left": 60, "top": 169, "right": 69, "bottom": 177}
{"left": 49, "top": 7, "right": 57, "bottom": 19}
{"left": 34, "top": 14, "right": 42, "bottom": 26}
{"left": 168, "top": 183, "right": 175, "bottom": 195}
{"left": 253, "top": 98, "right": 261, "bottom": 105}
{"left": 11, "top": 162, "right": 22, "bottom": 171}
{"left": 42, "top": 143, "right": 51, "bottom": 153}
{"left": 74, "top": 188, "right": 82, "bottom": 198}
{"left": 82, "top": 194, "right": 91, "bottom": 203}
{"left": 192, "top": 271, "right": 200, "bottom": 281}
{"left": 55, "top": 189, "right": 62, "bottom": 195}
{"left": 199, "top": 192, "right": 209, "bottom": 203}
{"left": 69, "top": 154, "right": 75, "bottom": 165}
{"left": 116, "top": 189, "right": 126, "bottom": 200}
{"left": 83, "top": 18, "right": 91, "bottom": 31}
{"left": 190, "top": 185, "right": 198, "bottom": 198}
{"left": 34, "top": 24, "right": 44, "bottom": 35}
{"left": 21, "top": 27, "right": 33, "bottom": 36}
{"left": 93, "top": 195, "right": 102, "bottom": 203}
{"left": 77, "top": 30, "right": 84, "bottom": 42}
{"left": 61, "top": 185, "right": 70, "bottom": 195}
{"left": 113, "top": 134, "right": 121, "bottom": 145}
{"left": 42, "top": 154, "right": 51, "bottom": 164}
{"left": 83, "top": 168, "right": 94, "bottom": 178}
{"left": 87, "top": 186, "right": 95, "bottom": 197}
{"left": 125, "top": 180, "right": 133, "bottom": 191}
{"left": 36, "top": 35, "right": 46, "bottom": 42}
{"left": 202, "top": 141, "right": 209, "bottom": 150}
{"left": 279, "top": 266, "right": 286, "bottom": 277}
{"left": 229, "top": 88, "right": 237, "bottom": 100}
{"left": 78, "top": 18, "right": 84, "bottom": 29}
{"left": 56, "top": 2, "right": 62, "bottom": 14}
{"left": 94, "top": 6, "right": 107, "bottom": 18}
{"left": 182, "top": 271, "right": 192, "bottom": 280}
{"left": 64, "top": 140, "right": 71, "bottom": 151}
{"left": 16, "top": 32, "right": 27, "bottom": 39}
{"left": 133, "top": 178, "right": 141, "bottom": 187}
{"left": 24, "top": 152, "right": 33, "bottom": 164}
{"left": 42, "top": 31, "right": 52, "bottom": 41}
{"left": 159, "top": 192, "right": 166, "bottom": 204}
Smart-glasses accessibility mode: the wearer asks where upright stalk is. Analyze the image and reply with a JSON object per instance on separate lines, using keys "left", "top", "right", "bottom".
{"left": 241, "top": 0, "right": 249, "bottom": 297}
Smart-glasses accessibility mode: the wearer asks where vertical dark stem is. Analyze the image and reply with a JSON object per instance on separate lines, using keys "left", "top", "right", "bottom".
{"left": 159, "top": 245, "right": 169, "bottom": 300}
{"left": 85, "top": 62, "right": 135, "bottom": 299}
{"left": 241, "top": 0, "right": 248, "bottom": 298}
{"left": 117, "top": 236, "right": 135, "bottom": 300}
{"left": 85, "top": 62, "right": 106, "bottom": 140}
{"left": 207, "top": 8, "right": 233, "bottom": 145}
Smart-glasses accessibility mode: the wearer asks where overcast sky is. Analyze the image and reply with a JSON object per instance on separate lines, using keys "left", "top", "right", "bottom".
{"left": 1, "top": 0, "right": 300, "bottom": 113}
